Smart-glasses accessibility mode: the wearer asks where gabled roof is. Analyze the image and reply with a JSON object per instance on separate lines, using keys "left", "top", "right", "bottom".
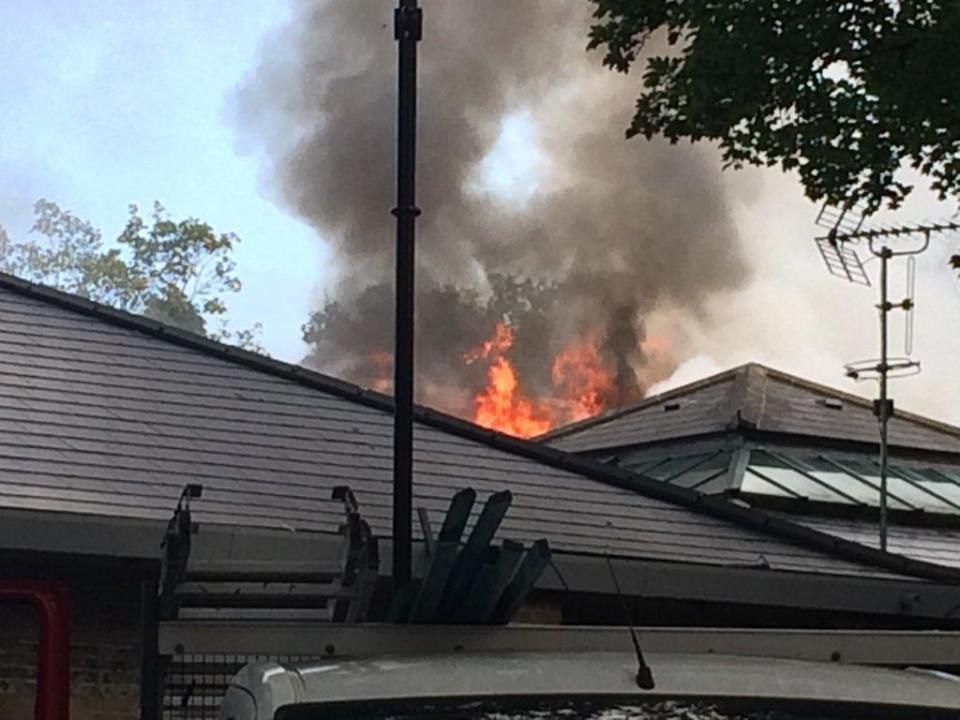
{"left": 0, "top": 273, "right": 956, "bottom": 585}
{"left": 544, "top": 363, "right": 960, "bottom": 456}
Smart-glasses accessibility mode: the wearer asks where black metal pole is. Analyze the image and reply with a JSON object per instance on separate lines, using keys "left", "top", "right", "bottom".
{"left": 392, "top": 0, "right": 421, "bottom": 590}
{"left": 139, "top": 574, "right": 160, "bottom": 720}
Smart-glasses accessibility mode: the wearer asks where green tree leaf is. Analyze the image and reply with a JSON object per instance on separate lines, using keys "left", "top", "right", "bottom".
{"left": 0, "top": 200, "right": 263, "bottom": 352}
{"left": 587, "top": 1, "right": 960, "bottom": 214}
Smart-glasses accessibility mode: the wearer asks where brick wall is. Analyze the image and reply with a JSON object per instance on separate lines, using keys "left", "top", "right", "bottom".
{"left": 0, "top": 569, "right": 146, "bottom": 720}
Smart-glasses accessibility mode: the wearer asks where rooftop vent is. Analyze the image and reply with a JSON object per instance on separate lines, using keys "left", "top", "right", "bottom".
{"left": 819, "top": 398, "right": 844, "bottom": 410}
{"left": 663, "top": 401, "right": 682, "bottom": 412}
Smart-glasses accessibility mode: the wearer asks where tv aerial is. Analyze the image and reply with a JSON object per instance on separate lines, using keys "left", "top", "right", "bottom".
{"left": 814, "top": 202, "right": 960, "bottom": 552}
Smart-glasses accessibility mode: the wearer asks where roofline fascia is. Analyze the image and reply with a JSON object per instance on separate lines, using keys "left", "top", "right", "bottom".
{"left": 742, "top": 428, "right": 960, "bottom": 460}
{"left": 732, "top": 490, "right": 960, "bottom": 529}
{"left": 3, "top": 508, "right": 956, "bottom": 621}
{"left": 572, "top": 428, "right": 960, "bottom": 464}
{"left": 568, "top": 431, "right": 742, "bottom": 459}
{"left": 2, "top": 273, "right": 959, "bottom": 585}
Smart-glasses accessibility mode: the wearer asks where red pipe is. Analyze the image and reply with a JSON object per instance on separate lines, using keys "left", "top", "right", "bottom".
{"left": 0, "top": 581, "right": 70, "bottom": 720}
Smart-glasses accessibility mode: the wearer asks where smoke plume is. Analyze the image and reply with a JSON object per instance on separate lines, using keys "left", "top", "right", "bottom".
{"left": 235, "top": 0, "right": 751, "bottom": 424}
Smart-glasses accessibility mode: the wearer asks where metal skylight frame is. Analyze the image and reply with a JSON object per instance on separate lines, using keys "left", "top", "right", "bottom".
{"left": 632, "top": 442, "right": 960, "bottom": 517}
{"left": 817, "top": 455, "right": 917, "bottom": 511}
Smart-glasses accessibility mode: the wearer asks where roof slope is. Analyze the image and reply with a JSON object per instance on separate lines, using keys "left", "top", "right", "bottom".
{"left": 545, "top": 363, "right": 960, "bottom": 455}
{"left": 775, "top": 514, "right": 960, "bottom": 570}
{"left": 0, "top": 274, "right": 954, "bottom": 583}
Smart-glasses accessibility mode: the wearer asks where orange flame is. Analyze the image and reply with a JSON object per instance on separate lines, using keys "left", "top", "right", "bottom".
{"left": 466, "top": 323, "right": 553, "bottom": 438}
{"left": 467, "top": 323, "right": 672, "bottom": 438}
{"left": 551, "top": 331, "right": 616, "bottom": 423}
{"left": 368, "top": 350, "right": 392, "bottom": 393}
{"left": 464, "top": 322, "right": 513, "bottom": 364}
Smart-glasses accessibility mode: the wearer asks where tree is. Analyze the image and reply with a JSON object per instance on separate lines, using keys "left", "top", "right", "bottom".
{"left": 301, "top": 274, "right": 561, "bottom": 412}
{"left": 587, "top": 1, "right": 960, "bottom": 215}
{"left": 0, "top": 199, "right": 263, "bottom": 350}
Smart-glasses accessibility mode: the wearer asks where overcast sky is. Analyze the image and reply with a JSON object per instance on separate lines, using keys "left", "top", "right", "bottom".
{"left": 2, "top": 1, "right": 959, "bottom": 424}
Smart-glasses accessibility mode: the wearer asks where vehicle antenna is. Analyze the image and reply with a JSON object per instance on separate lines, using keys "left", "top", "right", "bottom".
{"left": 605, "top": 555, "right": 655, "bottom": 690}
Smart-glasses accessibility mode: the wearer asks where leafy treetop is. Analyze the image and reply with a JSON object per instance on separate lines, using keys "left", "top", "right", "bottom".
{"left": 0, "top": 200, "right": 262, "bottom": 350}
{"left": 588, "top": 0, "right": 960, "bottom": 215}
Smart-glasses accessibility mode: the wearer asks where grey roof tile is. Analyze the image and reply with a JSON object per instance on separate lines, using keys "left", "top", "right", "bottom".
{"left": 546, "top": 363, "right": 960, "bottom": 455}
{"left": 775, "top": 514, "right": 960, "bottom": 569}
{"left": 0, "top": 275, "right": 952, "bottom": 583}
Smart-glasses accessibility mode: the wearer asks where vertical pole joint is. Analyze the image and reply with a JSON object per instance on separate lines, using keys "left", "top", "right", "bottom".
{"left": 394, "top": 6, "right": 423, "bottom": 41}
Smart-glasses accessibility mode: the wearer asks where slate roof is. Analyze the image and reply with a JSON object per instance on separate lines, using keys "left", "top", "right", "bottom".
{"left": 544, "top": 363, "right": 960, "bottom": 456}
{"left": 0, "top": 273, "right": 956, "bottom": 584}
{"left": 775, "top": 514, "right": 960, "bottom": 570}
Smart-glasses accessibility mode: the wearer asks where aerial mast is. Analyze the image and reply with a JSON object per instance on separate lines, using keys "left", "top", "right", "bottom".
{"left": 815, "top": 207, "right": 958, "bottom": 551}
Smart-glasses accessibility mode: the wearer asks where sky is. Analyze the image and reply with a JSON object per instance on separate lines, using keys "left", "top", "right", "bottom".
{"left": 0, "top": 1, "right": 324, "bottom": 360}
{"left": 2, "top": 2, "right": 959, "bottom": 424}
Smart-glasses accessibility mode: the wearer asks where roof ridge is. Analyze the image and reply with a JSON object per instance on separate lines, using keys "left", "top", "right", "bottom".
{"left": 539, "top": 364, "right": 750, "bottom": 441}
{"left": 1, "top": 272, "right": 957, "bottom": 585}
{"left": 759, "top": 366, "right": 960, "bottom": 440}
{"left": 547, "top": 361, "right": 960, "bottom": 446}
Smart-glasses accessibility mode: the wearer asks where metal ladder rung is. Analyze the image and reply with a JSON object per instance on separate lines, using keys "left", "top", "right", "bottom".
{"left": 183, "top": 569, "right": 341, "bottom": 584}
{"left": 175, "top": 592, "right": 336, "bottom": 609}
{"left": 176, "top": 607, "right": 334, "bottom": 621}
{"left": 176, "top": 581, "right": 345, "bottom": 597}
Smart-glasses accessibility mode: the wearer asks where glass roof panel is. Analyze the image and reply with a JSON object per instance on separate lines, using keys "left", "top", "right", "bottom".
{"left": 673, "top": 466, "right": 730, "bottom": 490}
{"left": 640, "top": 452, "right": 725, "bottom": 477}
{"left": 749, "top": 465, "right": 859, "bottom": 504}
{"left": 609, "top": 442, "right": 960, "bottom": 516}
{"left": 638, "top": 452, "right": 734, "bottom": 490}
{"left": 748, "top": 451, "right": 860, "bottom": 504}
{"left": 633, "top": 454, "right": 705, "bottom": 477}
{"left": 741, "top": 468, "right": 798, "bottom": 498}
{"left": 696, "top": 474, "right": 738, "bottom": 495}
{"left": 887, "top": 466, "right": 960, "bottom": 511}
{"left": 886, "top": 477, "right": 947, "bottom": 511}
{"left": 837, "top": 459, "right": 950, "bottom": 511}
{"left": 818, "top": 469, "right": 900, "bottom": 506}
{"left": 917, "top": 466, "right": 960, "bottom": 483}
{"left": 917, "top": 468, "right": 960, "bottom": 503}
{"left": 808, "top": 457, "right": 915, "bottom": 510}
{"left": 620, "top": 456, "right": 675, "bottom": 475}
{"left": 742, "top": 450, "right": 960, "bottom": 512}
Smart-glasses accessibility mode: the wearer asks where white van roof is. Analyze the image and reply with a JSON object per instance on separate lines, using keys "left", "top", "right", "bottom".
{"left": 222, "top": 650, "right": 960, "bottom": 720}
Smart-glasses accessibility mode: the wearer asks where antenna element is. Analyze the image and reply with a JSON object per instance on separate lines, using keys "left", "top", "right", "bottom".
{"left": 606, "top": 556, "right": 655, "bottom": 690}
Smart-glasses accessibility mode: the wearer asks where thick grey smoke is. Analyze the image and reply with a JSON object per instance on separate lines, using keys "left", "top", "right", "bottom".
{"left": 235, "top": 0, "right": 751, "bottom": 422}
